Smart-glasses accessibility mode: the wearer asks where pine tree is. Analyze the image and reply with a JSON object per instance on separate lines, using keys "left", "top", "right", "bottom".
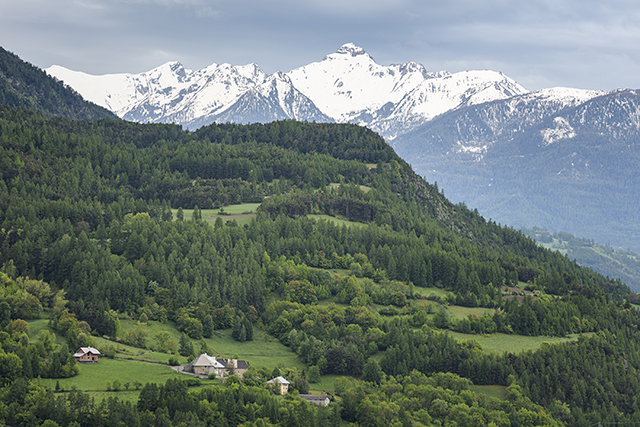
{"left": 179, "top": 333, "right": 193, "bottom": 357}
{"left": 202, "top": 314, "right": 214, "bottom": 338}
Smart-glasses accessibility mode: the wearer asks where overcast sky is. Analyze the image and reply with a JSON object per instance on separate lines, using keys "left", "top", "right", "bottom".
{"left": 1, "top": 0, "right": 639, "bottom": 91}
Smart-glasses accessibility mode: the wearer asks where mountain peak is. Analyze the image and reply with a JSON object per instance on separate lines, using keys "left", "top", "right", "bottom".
{"left": 335, "top": 43, "right": 368, "bottom": 58}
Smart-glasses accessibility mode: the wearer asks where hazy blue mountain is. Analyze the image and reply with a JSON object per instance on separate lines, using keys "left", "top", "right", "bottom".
{"left": 394, "top": 89, "right": 640, "bottom": 253}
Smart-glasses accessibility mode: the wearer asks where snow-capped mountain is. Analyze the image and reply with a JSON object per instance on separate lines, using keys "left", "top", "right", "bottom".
{"left": 46, "top": 43, "right": 528, "bottom": 137}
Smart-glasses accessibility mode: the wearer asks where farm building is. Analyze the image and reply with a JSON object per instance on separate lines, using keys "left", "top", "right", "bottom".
{"left": 73, "top": 347, "right": 100, "bottom": 363}
{"left": 299, "top": 394, "right": 330, "bottom": 406}
{"left": 184, "top": 354, "right": 249, "bottom": 379}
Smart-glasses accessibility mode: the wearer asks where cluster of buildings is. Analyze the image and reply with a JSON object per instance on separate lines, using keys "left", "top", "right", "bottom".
{"left": 184, "top": 353, "right": 249, "bottom": 379}
{"left": 74, "top": 348, "right": 329, "bottom": 406}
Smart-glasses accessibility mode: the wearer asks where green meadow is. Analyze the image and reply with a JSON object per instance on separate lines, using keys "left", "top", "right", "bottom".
{"left": 447, "top": 305, "right": 496, "bottom": 320}
{"left": 38, "top": 357, "right": 185, "bottom": 395}
{"left": 307, "top": 214, "right": 366, "bottom": 228}
{"left": 172, "top": 202, "right": 260, "bottom": 226}
{"left": 447, "top": 330, "right": 587, "bottom": 353}
{"left": 469, "top": 384, "right": 507, "bottom": 401}
{"left": 413, "top": 286, "right": 449, "bottom": 299}
{"left": 116, "top": 319, "right": 304, "bottom": 371}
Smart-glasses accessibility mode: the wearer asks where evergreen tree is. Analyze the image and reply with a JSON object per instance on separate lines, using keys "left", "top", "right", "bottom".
{"left": 178, "top": 333, "right": 193, "bottom": 357}
{"left": 202, "top": 314, "right": 214, "bottom": 338}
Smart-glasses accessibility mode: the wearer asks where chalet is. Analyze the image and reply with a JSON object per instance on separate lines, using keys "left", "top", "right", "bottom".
{"left": 267, "top": 376, "right": 290, "bottom": 395}
{"left": 299, "top": 394, "right": 330, "bottom": 406}
{"left": 73, "top": 347, "right": 100, "bottom": 363}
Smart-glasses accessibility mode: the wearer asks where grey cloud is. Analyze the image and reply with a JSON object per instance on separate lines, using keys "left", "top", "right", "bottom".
{"left": 0, "top": 0, "right": 639, "bottom": 90}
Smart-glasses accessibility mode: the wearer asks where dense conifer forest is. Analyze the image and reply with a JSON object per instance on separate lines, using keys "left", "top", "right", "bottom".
{"left": 2, "top": 48, "right": 640, "bottom": 426}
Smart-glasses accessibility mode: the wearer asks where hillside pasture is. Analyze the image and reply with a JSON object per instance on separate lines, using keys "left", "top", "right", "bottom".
{"left": 448, "top": 331, "right": 587, "bottom": 353}
{"left": 307, "top": 214, "right": 366, "bottom": 228}
{"left": 116, "top": 319, "right": 305, "bottom": 370}
{"left": 172, "top": 202, "right": 260, "bottom": 226}
{"left": 447, "top": 305, "right": 495, "bottom": 320}
{"left": 38, "top": 357, "right": 186, "bottom": 398}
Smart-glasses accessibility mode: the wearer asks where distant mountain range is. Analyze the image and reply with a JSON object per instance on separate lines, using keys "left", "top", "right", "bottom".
{"left": 45, "top": 44, "right": 640, "bottom": 254}
{"left": 45, "top": 43, "right": 527, "bottom": 139}
{"left": 393, "top": 88, "right": 640, "bottom": 253}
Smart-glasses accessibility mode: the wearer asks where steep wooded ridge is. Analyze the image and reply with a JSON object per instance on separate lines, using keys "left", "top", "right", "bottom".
{"left": 2, "top": 49, "right": 640, "bottom": 427}
{"left": 47, "top": 44, "right": 640, "bottom": 261}
{"left": 0, "top": 47, "right": 116, "bottom": 122}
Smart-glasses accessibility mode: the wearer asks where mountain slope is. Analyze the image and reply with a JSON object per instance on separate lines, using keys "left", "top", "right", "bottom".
{"left": 394, "top": 89, "right": 640, "bottom": 252}
{"left": 0, "top": 47, "right": 115, "bottom": 121}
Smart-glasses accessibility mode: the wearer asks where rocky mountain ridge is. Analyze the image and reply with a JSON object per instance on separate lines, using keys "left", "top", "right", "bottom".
{"left": 46, "top": 43, "right": 529, "bottom": 138}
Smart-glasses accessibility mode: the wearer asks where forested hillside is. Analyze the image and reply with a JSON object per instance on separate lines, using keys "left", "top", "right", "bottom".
{"left": 522, "top": 227, "right": 640, "bottom": 292}
{"left": 0, "top": 47, "right": 115, "bottom": 122}
{"left": 1, "top": 101, "right": 640, "bottom": 426}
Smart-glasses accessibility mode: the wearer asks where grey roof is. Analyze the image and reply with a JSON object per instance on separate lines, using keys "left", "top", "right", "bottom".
{"left": 73, "top": 347, "right": 100, "bottom": 357}
{"left": 192, "top": 354, "right": 225, "bottom": 369}
{"left": 218, "top": 358, "right": 249, "bottom": 369}
{"left": 300, "top": 394, "right": 329, "bottom": 400}
{"left": 267, "top": 376, "right": 290, "bottom": 385}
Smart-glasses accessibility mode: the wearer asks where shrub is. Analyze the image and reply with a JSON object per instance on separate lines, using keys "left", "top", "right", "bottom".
{"left": 168, "top": 354, "right": 181, "bottom": 366}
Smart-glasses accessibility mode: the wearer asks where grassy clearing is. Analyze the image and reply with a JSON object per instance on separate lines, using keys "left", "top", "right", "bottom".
{"left": 413, "top": 286, "right": 449, "bottom": 299}
{"left": 216, "top": 203, "right": 262, "bottom": 214}
{"left": 172, "top": 203, "right": 260, "bottom": 227}
{"left": 307, "top": 214, "right": 366, "bottom": 228}
{"left": 116, "top": 319, "right": 304, "bottom": 371}
{"left": 328, "top": 183, "right": 372, "bottom": 193}
{"left": 309, "top": 374, "right": 343, "bottom": 394}
{"left": 39, "top": 357, "right": 184, "bottom": 393}
{"left": 447, "top": 331, "right": 586, "bottom": 353}
{"left": 469, "top": 384, "right": 507, "bottom": 401}
{"left": 203, "top": 328, "right": 306, "bottom": 371}
{"left": 447, "top": 305, "right": 495, "bottom": 320}
{"left": 26, "top": 318, "right": 68, "bottom": 345}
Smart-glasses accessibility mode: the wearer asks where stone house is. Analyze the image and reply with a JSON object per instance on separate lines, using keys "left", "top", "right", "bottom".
{"left": 184, "top": 354, "right": 249, "bottom": 379}
{"left": 186, "top": 354, "right": 226, "bottom": 377}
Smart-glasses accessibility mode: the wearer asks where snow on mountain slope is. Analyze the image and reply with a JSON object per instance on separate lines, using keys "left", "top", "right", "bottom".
{"left": 47, "top": 44, "right": 530, "bottom": 134}
{"left": 187, "top": 72, "right": 332, "bottom": 128}
{"left": 286, "top": 43, "right": 436, "bottom": 121}
{"left": 47, "top": 43, "right": 607, "bottom": 140}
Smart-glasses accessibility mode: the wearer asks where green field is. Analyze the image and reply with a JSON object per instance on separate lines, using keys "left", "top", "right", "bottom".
{"left": 327, "top": 182, "right": 372, "bottom": 193}
{"left": 26, "top": 292, "right": 584, "bottom": 401}
{"left": 38, "top": 357, "right": 185, "bottom": 394}
{"left": 117, "top": 318, "right": 304, "bottom": 371}
{"left": 202, "top": 328, "right": 306, "bottom": 371}
{"left": 413, "top": 286, "right": 450, "bottom": 299}
{"left": 447, "top": 305, "right": 495, "bottom": 320}
{"left": 309, "top": 374, "right": 343, "bottom": 394}
{"left": 172, "top": 202, "right": 260, "bottom": 226}
{"left": 307, "top": 214, "right": 366, "bottom": 228}
{"left": 447, "top": 331, "right": 587, "bottom": 353}
{"left": 469, "top": 384, "right": 507, "bottom": 401}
